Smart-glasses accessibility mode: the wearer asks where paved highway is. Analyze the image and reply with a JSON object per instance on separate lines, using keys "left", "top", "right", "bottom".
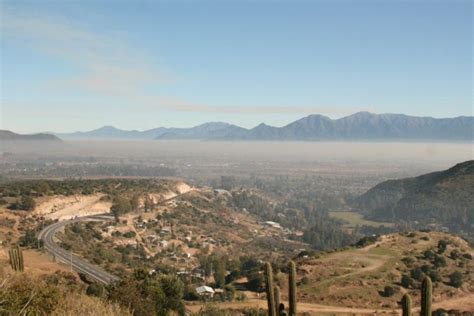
{"left": 37, "top": 190, "right": 193, "bottom": 285}
{"left": 38, "top": 214, "right": 120, "bottom": 285}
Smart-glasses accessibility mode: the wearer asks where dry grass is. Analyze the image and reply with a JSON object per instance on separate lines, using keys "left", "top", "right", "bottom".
{"left": 52, "top": 293, "right": 131, "bottom": 316}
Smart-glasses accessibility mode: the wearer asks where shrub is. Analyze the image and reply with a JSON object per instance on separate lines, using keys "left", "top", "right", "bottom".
{"left": 382, "top": 285, "right": 397, "bottom": 297}
{"left": 123, "top": 231, "right": 136, "bottom": 238}
{"left": 401, "top": 275, "right": 414, "bottom": 288}
{"left": 450, "top": 250, "right": 461, "bottom": 260}
{"left": 423, "top": 250, "right": 435, "bottom": 260}
{"left": 86, "top": 283, "right": 104, "bottom": 297}
{"left": 429, "top": 270, "right": 442, "bottom": 283}
{"left": 433, "top": 255, "right": 447, "bottom": 268}
{"left": 410, "top": 268, "right": 425, "bottom": 282}
{"left": 462, "top": 253, "right": 473, "bottom": 260}
{"left": 437, "top": 240, "right": 448, "bottom": 254}
{"left": 402, "top": 256, "right": 416, "bottom": 267}
{"left": 449, "top": 271, "right": 463, "bottom": 288}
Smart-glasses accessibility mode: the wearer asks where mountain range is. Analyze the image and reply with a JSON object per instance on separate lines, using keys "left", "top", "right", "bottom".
{"left": 52, "top": 112, "right": 473, "bottom": 141}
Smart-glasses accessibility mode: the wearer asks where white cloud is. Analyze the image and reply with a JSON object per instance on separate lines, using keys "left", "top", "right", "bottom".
{"left": 0, "top": 9, "right": 370, "bottom": 119}
{"left": 1, "top": 9, "right": 171, "bottom": 97}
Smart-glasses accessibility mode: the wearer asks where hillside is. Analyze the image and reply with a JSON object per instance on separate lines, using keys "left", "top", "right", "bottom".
{"left": 354, "top": 161, "right": 474, "bottom": 235}
{"left": 294, "top": 231, "right": 474, "bottom": 311}
{"left": 0, "top": 130, "right": 61, "bottom": 142}
{"left": 54, "top": 112, "right": 474, "bottom": 141}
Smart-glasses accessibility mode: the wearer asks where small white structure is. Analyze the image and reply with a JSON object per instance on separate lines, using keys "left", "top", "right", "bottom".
{"left": 264, "top": 221, "right": 282, "bottom": 229}
{"left": 196, "top": 285, "right": 215, "bottom": 298}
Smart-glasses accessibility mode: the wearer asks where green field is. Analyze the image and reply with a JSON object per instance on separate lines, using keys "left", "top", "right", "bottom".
{"left": 329, "top": 211, "right": 394, "bottom": 227}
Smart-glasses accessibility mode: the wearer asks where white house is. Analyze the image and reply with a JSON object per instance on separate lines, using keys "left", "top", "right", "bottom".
{"left": 196, "top": 285, "right": 215, "bottom": 298}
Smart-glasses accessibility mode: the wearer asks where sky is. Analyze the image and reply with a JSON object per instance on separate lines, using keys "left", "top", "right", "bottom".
{"left": 0, "top": 0, "right": 472, "bottom": 133}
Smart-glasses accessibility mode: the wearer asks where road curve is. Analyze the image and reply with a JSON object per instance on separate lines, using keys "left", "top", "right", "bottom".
{"left": 37, "top": 190, "right": 194, "bottom": 285}
{"left": 38, "top": 214, "right": 120, "bottom": 285}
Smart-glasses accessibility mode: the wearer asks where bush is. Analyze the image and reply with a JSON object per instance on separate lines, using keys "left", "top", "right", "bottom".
{"left": 462, "top": 253, "right": 473, "bottom": 260}
{"left": 449, "top": 271, "right": 463, "bottom": 288}
{"left": 434, "top": 255, "right": 447, "bottom": 268}
{"left": 410, "top": 268, "right": 425, "bottom": 282}
{"left": 402, "top": 256, "right": 416, "bottom": 267}
{"left": 382, "top": 286, "right": 397, "bottom": 297}
{"left": 429, "top": 270, "right": 442, "bottom": 283}
{"left": 123, "top": 231, "right": 136, "bottom": 238}
{"left": 401, "top": 275, "right": 413, "bottom": 288}
{"left": 86, "top": 283, "right": 104, "bottom": 297}
{"left": 437, "top": 240, "right": 448, "bottom": 254}
{"left": 423, "top": 250, "right": 435, "bottom": 260}
{"left": 450, "top": 250, "right": 461, "bottom": 260}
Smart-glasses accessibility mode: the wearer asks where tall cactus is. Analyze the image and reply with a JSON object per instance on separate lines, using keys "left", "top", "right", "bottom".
{"left": 421, "top": 277, "right": 432, "bottom": 316}
{"left": 288, "top": 260, "right": 297, "bottom": 316}
{"left": 274, "top": 285, "right": 281, "bottom": 312}
{"left": 18, "top": 246, "right": 24, "bottom": 272}
{"left": 8, "top": 246, "right": 24, "bottom": 272}
{"left": 264, "top": 262, "right": 276, "bottom": 316}
{"left": 401, "top": 293, "right": 412, "bottom": 316}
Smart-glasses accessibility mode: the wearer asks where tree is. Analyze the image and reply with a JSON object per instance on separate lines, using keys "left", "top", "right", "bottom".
{"left": 449, "top": 271, "right": 463, "bottom": 288}
{"left": 157, "top": 275, "right": 185, "bottom": 316}
{"left": 111, "top": 196, "right": 132, "bottom": 220}
{"left": 247, "top": 270, "right": 264, "bottom": 292}
{"left": 131, "top": 194, "right": 140, "bottom": 211}
{"left": 213, "top": 257, "right": 227, "bottom": 288}
{"left": 20, "top": 195, "right": 36, "bottom": 211}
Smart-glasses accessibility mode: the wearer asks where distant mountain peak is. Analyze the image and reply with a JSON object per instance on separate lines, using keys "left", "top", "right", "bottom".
{"left": 0, "top": 130, "right": 62, "bottom": 142}
{"left": 54, "top": 112, "right": 473, "bottom": 141}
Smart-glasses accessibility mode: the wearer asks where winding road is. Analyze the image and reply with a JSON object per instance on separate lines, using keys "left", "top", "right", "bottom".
{"left": 38, "top": 214, "right": 120, "bottom": 285}
{"left": 37, "top": 189, "right": 194, "bottom": 285}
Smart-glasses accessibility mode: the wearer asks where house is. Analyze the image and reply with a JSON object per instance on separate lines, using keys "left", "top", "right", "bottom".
{"left": 196, "top": 286, "right": 214, "bottom": 298}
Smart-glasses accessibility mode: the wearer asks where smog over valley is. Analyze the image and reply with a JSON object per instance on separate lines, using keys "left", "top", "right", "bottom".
{"left": 0, "top": 1, "right": 472, "bottom": 315}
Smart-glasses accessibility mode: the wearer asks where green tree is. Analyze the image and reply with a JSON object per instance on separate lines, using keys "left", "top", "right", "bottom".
{"left": 20, "top": 195, "right": 36, "bottom": 211}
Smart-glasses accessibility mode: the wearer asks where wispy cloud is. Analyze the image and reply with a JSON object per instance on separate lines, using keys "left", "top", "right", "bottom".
{"left": 1, "top": 9, "right": 171, "bottom": 97}
{"left": 1, "top": 9, "right": 369, "bottom": 118}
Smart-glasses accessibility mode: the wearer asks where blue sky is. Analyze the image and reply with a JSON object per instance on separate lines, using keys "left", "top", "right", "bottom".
{"left": 0, "top": 0, "right": 472, "bottom": 133}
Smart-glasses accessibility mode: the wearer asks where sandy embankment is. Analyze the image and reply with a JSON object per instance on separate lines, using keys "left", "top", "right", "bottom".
{"left": 142, "top": 182, "right": 194, "bottom": 205}
{"left": 35, "top": 194, "right": 112, "bottom": 221}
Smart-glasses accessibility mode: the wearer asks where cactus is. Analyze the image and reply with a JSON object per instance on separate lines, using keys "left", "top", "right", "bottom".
{"left": 274, "top": 285, "right": 281, "bottom": 312}
{"left": 18, "top": 246, "right": 24, "bottom": 272}
{"left": 421, "top": 276, "right": 432, "bottom": 316}
{"left": 264, "top": 262, "right": 276, "bottom": 316}
{"left": 288, "top": 260, "right": 297, "bottom": 316}
{"left": 8, "top": 246, "right": 24, "bottom": 272}
{"left": 401, "top": 293, "right": 412, "bottom": 316}
{"left": 278, "top": 303, "right": 287, "bottom": 316}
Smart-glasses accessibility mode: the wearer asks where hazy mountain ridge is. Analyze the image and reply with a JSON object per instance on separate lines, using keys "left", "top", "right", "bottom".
{"left": 54, "top": 112, "right": 473, "bottom": 141}
{"left": 0, "top": 130, "right": 61, "bottom": 142}
{"left": 354, "top": 160, "right": 474, "bottom": 230}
